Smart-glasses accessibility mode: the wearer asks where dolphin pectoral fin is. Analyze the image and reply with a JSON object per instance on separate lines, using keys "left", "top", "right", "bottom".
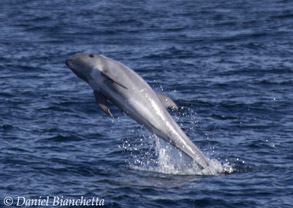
{"left": 100, "top": 71, "right": 127, "bottom": 89}
{"left": 156, "top": 93, "right": 179, "bottom": 111}
{"left": 93, "top": 91, "right": 113, "bottom": 117}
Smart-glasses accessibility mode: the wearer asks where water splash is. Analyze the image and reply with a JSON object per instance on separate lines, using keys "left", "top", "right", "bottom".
{"left": 126, "top": 134, "right": 233, "bottom": 176}
{"left": 118, "top": 92, "right": 233, "bottom": 175}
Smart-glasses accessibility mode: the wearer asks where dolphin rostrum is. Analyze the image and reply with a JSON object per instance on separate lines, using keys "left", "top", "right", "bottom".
{"left": 65, "top": 53, "right": 209, "bottom": 169}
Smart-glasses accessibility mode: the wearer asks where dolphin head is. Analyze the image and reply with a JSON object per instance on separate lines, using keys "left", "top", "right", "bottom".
{"left": 65, "top": 53, "right": 101, "bottom": 82}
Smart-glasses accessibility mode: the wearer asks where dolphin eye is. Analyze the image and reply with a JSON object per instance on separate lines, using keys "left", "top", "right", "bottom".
{"left": 89, "top": 54, "right": 94, "bottom": 58}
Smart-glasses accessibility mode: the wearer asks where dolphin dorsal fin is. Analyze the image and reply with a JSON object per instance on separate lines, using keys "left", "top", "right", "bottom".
{"left": 94, "top": 91, "right": 113, "bottom": 117}
{"left": 156, "top": 93, "right": 179, "bottom": 111}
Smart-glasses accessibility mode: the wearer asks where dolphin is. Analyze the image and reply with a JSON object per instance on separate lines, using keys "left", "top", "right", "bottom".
{"left": 65, "top": 53, "right": 209, "bottom": 169}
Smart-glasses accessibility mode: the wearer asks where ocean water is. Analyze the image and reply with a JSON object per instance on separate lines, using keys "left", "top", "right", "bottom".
{"left": 0, "top": 0, "right": 293, "bottom": 207}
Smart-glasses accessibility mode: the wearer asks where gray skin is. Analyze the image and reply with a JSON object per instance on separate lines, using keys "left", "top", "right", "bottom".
{"left": 65, "top": 53, "right": 209, "bottom": 169}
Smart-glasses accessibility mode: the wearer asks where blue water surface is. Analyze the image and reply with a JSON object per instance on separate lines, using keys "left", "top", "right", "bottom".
{"left": 1, "top": 0, "right": 293, "bottom": 207}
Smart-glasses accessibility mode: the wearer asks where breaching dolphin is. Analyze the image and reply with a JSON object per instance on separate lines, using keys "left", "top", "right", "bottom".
{"left": 65, "top": 53, "right": 209, "bottom": 169}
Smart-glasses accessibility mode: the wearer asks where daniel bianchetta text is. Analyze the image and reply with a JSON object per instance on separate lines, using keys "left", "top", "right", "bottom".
{"left": 3, "top": 196, "right": 105, "bottom": 207}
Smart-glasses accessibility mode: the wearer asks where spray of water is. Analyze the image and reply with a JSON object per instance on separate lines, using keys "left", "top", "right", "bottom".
{"left": 119, "top": 92, "right": 233, "bottom": 175}
{"left": 122, "top": 131, "right": 233, "bottom": 176}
